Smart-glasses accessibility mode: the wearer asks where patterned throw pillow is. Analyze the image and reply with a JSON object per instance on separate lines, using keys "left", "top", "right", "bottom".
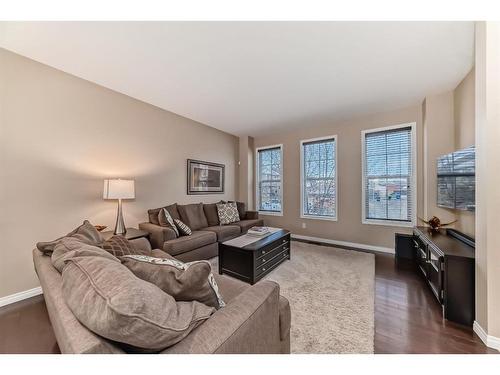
{"left": 121, "top": 255, "right": 225, "bottom": 309}
{"left": 174, "top": 219, "right": 192, "bottom": 236}
{"left": 102, "top": 235, "right": 149, "bottom": 257}
{"left": 216, "top": 202, "right": 240, "bottom": 225}
{"left": 158, "top": 208, "right": 179, "bottom": 237}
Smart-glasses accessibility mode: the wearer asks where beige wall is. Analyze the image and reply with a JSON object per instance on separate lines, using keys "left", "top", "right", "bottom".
{"left": 422, "top": 91, "right": 456, "bottom": 224}
{"left": 0, "top": 48, "right": 238, "bottom": 298}
{"left": 474, "top": 21, "right": 500, "bottom": 340}
{"left": 421, "top": 69, "right": 476, "bottom": 238}
{"left": 254, "top": 105, "right": 423, "bottom": 250}
{"left": 454, "top": 69, "right": 476, "bottom": 236}
{"left": 237, "top": 136, "right": 255, "bottom": 210}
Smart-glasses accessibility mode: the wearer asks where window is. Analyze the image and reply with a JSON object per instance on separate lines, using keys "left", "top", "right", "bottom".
{"left": 256, "top": 145, "right": 283, "bottom": 215}
{"left": 362, "top": 123, "right": 416, "bottom": 226}
{"left": 300, "top": 136, "right": 337, "bottom": 220}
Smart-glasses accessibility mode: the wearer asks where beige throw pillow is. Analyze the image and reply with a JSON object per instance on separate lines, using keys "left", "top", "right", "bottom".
{"left": 62, "top": 255, "right": 215, "bottom": 351}
{"left": 121, "top": 255, "right": 225, "bottom": 309}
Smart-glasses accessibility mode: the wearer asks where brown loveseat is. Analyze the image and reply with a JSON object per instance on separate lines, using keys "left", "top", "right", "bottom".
{"left": 139, "top": 202, "right": 264, "bottom": 262}
{"left": 32, "top": 237, "right": 291, "bottom": 354}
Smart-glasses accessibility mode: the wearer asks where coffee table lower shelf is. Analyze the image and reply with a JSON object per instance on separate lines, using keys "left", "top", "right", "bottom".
{"left": 218, "top": 229, "right": 290, "bottom": 285}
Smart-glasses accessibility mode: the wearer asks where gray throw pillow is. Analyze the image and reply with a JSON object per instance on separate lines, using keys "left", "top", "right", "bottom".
{"left": 216, "top": 202, "right": 240, "bottom": 225}
{"left": 51, "top": 237, "right": 119, "bottom": 273}
{"left": 158, "top": 208, "right": 179, "bottom": 237}
{"left": 121, "top": 255, "right": 225, "bottom": 309}
{"left": 174, "top": 219, "right": 192, "bottom": 236}
{"left": 36, "top": 220, "right": 103, "bottom": 255}
{"left": 62, "top": 255, "right": 215, "bottom": 351}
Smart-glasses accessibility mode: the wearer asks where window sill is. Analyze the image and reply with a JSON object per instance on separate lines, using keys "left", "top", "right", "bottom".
{"left": 362, "top": 219, "right": 414, "bottom": 228}
{"left": 301, "top": 214, "right": 337, "bottom": 222}
{"left": 258, "top": 211, "right": 283, "bottom": 217}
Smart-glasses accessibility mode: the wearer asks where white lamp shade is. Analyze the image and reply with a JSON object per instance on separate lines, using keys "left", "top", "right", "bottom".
{"left": 103, "top": 179, "right": 135, "bottom": 200}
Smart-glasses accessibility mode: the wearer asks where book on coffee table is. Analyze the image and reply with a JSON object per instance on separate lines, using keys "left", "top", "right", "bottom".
{"left": 247, "top": 226, "right": 271, "bottom": 237}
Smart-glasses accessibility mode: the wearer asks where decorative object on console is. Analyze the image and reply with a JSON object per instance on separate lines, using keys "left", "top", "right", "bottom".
{"left": 103, "top": 179, "right": 135, "bottom": 235}
{"left": 418, "top": 216, "right": 457, "bottom": 233}
{"left": 174, "top": 219, "right": 192, "bottom": 236}
{"left": 187, "top": 159, "right": 225, "bottom": 195}
{"left": 94, "top": 225, "right": 107, "bottom": 232}
{"left": 216, "top": 202, "right": 240, "bottom": 225}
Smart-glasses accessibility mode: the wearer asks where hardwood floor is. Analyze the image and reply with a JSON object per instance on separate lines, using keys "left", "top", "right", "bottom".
{"left": 0, "top": 251, "right": 496, "bottom": 354}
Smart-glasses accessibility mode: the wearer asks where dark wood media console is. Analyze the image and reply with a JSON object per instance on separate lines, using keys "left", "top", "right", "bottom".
{"left": 396, "top": 227, "right": 475, "bottom": 326}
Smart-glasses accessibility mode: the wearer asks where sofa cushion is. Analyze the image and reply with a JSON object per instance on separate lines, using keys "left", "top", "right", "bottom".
{"left": 51, "top": 237, "right": 119, "bottom": 273}
{"left": 163, "top": 231, "right": 217, "bottom": 256}
{"left": 158, "top": 208, "right": 179, "bottom": 237}
{"left": 174, "top": 219, "right": 192, "bottom": 236}
{"left": 62, "top": 255, "right": 215, "bottom": 351}
{"left": 148, "top": 204, "right": 180, "bottom": 225}
{"left": 234, "top": 219, "right": 265, "bottom": 233}
{"left": 177, "top": 203, "right": 208, "bottom": 230}
{"left": 216, "top": 202, "right": 240, "bottom": 225}
{"left": 121, "top": 255, "right": 225, "bottom": 309}
{"left": 102, "top": 235, "right": 150, "bottom": 257}
{"left": 203, "top": 201, "right": 225, "bottom": 226}
{"left": 202, "top": 225, "right": 241, "bottom": 242}
{"left": 36, "top": 220, "right": 103, "bottom": 255}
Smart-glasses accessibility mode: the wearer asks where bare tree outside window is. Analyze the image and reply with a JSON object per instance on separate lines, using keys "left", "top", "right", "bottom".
{"left": 257, "top": 146, "right": 282, "bottom": 213}
{"left": 301, "top": 137, "right": 336, "bottom": 219}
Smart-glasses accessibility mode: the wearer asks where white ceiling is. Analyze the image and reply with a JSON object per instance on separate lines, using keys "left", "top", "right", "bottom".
{"left": 0, "top": 22, "right": 474, "bottom": 136}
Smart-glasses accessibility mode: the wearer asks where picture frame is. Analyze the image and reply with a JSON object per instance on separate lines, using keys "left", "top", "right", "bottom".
{"left": 187, "top": 159, "right": 225, "bottom": 195}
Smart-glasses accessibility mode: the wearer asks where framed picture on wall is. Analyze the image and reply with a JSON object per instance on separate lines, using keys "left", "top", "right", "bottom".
{"left": 187, "top": 159, "right": 225, "bottom": 194}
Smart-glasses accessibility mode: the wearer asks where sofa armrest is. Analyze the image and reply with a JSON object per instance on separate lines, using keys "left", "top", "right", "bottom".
{"left": 245, "top": 210, "right": 259, "bottom": 220}
{"left": 138, "top": 222, "right": 176, "bottom": 249}
{"left": 162, "top": 280, "right": 283, "bottom": 354}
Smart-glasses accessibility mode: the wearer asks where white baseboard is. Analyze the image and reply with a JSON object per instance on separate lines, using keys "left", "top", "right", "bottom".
{"left": 291, "top": 233, "right": 394, "bottom": 254}
{"left": 0, "top": 286, "right": 43, "bottom": 308}
{"left": 473, "top": 321, "right": 500, "bottom": 351}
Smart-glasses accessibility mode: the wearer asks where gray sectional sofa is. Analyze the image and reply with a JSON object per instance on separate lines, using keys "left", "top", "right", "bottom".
{"left": 139, "top": 201, "right": 264, "bottom": 262}
{"left": 33, "top": 238, "right": 291, "bottom": 354}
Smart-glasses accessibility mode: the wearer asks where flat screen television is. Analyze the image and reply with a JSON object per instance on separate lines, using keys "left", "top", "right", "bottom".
{"left": 437, "top": 146, "right": 475, "bottom": 211}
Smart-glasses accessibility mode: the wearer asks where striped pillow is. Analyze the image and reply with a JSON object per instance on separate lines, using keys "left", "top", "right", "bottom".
{"left": 174, "top": 219, "right": 192, "bottom": 236}
{"left": 158, "top": 208, "right": 179, "bottom": 237}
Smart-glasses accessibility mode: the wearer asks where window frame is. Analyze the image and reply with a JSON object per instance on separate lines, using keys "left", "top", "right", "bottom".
{"left": 361, "top": 122, "right": 417, "bottom": 228}
{"left": 300, "top": 135, "right": 338, "bottom": 221}
{"left": 255, "top": 144, "right": 284, "bottom": 216}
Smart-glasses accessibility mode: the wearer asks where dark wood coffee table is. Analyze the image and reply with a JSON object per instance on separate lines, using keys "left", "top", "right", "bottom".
{"left": 218, "top": 229, "right": 290, "bottom": 284}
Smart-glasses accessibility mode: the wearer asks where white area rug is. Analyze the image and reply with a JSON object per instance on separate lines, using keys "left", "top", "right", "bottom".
{"left": 211, "top": 240, "right": 375, "bottom": 353}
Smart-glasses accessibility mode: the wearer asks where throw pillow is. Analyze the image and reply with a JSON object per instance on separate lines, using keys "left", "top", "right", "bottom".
{"left": 174, "top": 219, "right": 192, "bottom": 236}
{"left": 216, "top": 202, "right": 240, "bottom": 225}
{"left": 102, "top": 235, "right": 150, "bottom": 257}
{"left": 158, "top": 208, "right": 179, "bottom": 237}
{"left": 51, "top": 237, "right": 119, "bottom": 273}
{"left": 62, "top": 255, "right": 215, "bottom": 351}
{"left": 36, "top": 220, "right": 103, "bottom": 255}
{"left": 121, "top": 255, "right": 225, "bottom": 309}
{"left": 229, "top": 201, "right": 246, "bottom": 220}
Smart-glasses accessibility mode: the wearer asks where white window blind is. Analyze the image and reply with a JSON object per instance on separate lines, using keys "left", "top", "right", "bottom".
{"left": 363, "top": 126, "right": 413, "bottom": 224}
{"left": 301, "top": 137, "right": 337, "bottom": 219}
{"left": 257, "top": 146, "right": 282, "bottom": 213}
